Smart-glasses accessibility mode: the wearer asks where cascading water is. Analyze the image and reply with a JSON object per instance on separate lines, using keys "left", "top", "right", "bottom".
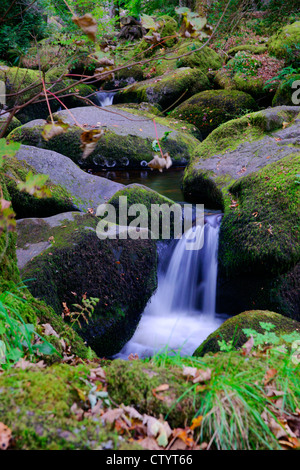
{"left": 116, "top": 213, "right": 227, "bottom": 359}
{"left": 95, "top": 91, "right": 115, "bottom": 107}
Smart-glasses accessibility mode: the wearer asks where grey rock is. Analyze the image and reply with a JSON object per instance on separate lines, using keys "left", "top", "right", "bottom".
{"left": 15, "top": 145, "right": 124, "bottom": 212}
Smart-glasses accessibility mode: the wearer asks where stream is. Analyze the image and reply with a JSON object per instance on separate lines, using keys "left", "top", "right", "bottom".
{"left": 94, "top": 95, "right": 228, "bottom": 358}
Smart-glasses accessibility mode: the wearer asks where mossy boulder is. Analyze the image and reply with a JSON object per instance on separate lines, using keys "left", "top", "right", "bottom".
{"left": 214, "top": 51, "right": 285, "bottom": 104}
{"left": 14, "top": 145, "right": 124, "bottom": 213}
{"left": 174, "top": 41, "right": 222, "bottom": 72}
{"left": 170, "top": 89, "right": 257, "bottom": 138}
{"left": 0, "top": 170, "right": 95, "bottom": 360}
{"left": 116, "top": 67, "right": 210, "bottom": 111}
{"left": 217, "top": 154, "right": 300, "bottom": 319}
{"left": 105, "top": 359, "right": 203, "bottom": 429}
{"left": 227, "top": 44, "right": 268, "bottom": 57}
{"left": 158, "top": 15, "right": 178, "bottom": 48}
{"left": 20, "top": 40, "right": 71, "bottom": 72}
{"left": 8, "top": 106, "right": 200, "bottom": 168}
{"left": 3, "top": 155, "right": 76, "bottom": 219}
{"left": 17, "top": 212, "right": 158, "bottom": 357}
{"left": 0, "top": 115, "right": 21, "bottom": 137}
{"left": 193, "top": 310, "right": 300, "bottom": 357}
{"left": 272, "top": 74, "right": 300, "bottom": 106}
{"left": 107, "top": 184, "right": 180, "bottom": 239}
{"left": 0, "top": 363, "right": 125, "bottom": 450}
{"left": 0, "top": 67, "right": 97, "bottom": 123}
{"left": 268, "top": 21, "right": 300, "bottom": 66}
{"left": 182, "top": 106, "right": 300, "bottom": 209}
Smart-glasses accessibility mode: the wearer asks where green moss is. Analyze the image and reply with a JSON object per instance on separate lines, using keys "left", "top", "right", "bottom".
{"left": 107, "top": 184, "right": 180, "bottom": 238}
{"left": 174, "top": 41, "right": 222, "bottom": 71}
{"left": 18, "top": 213, "right": 158, "bottom": 357}
{"left": 8, "top": 119, "right": 198, "bottom": 168}
{"left": 272, "top": 74, "right": 300, "bottom": 106}
{"left": 105, "top": 359, "right": 203, "bottom": 428}
{"left": 219, "top": 153, "right": 300, "bottom": 278}
{"left": 118, "top": 67, "right": 211, "bottom": 111}
{"left": 170, "top": 89, "right": 257, "bottom": 137}
{"left": 0, "top": 363, "right": 123, "bottom": 449}
{"left": 182, "top": 169, "right": 224, "bottom": 210}
{"left": 3, "top": 156, "right": 76, "bottom": 219}
{"left": 159, "top": 15, "right": 178, "bottom": 48}
{"left": 268, "top": 21, "right": 300, "bottom": 64}
{"left": 0, "top": 116, "right": 21, "bottom": 137}
{"left": 0, "top": 67, "right": 96, "bottom": 123}
{"left": 191, "top": 107, "right": 296, "bottom": 161}
{"left": 193, "top": 310, "right": 300, "bottom": 357}
{"left": 0, "top": 171, "right": 92, "bottom": 359}
{"left": 227, "top": 44, "right": 268, "bottom": 56}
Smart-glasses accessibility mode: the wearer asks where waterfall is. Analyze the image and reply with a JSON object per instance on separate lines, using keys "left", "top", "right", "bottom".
{"left": 116, "top": 213, "right": 226, "bottom": 359}
{"left": 95, "top": 91, "right": 115, "bottom": 107}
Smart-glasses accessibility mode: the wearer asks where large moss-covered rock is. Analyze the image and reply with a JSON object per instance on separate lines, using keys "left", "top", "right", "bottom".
{"left": 0, "top": 114, "right": 21, "bottom": 137}
{"left": 116, "top": 67, "right": 210, "bottom": 111}
{"left": 227, "top": 44, "right": 268, "bottom": 57}
{"left": 17, "top": 212, "right": 158, "bottom": 357}
{"left": 0, "top": 363, "right": 125, "bottom": 450}
{"left": 107, "top": 183, "right": 180, "bottom": 239}
{"left": 193, "top": 310, "right": 300, "bottom": 357}
{"left": 170, "top": 89, "right": 257, "bottom": 138}
{"left": 272, "top": 74, "right": 300, "bottom": 106}
{"left": 0, "top": 67, "right": 97, "bottom": 123}
{"left": 8, "top": 106, "right": 200, "bottom": 168}
{"left": 0, "top": 170, "right": 94, "bottom": 360}
{"left": 173, "top": 41, "right": 222, "bottom": 72}
{"left": 3, "top": 155, "right": 76, "bottom": 219}
{"left": 214, "top": 51, "right": 285, "bottom": 103}
{"left": 182, "top": 106, "right": 300, "bottom": 209}
{"left": 217, "top": 154, "right": 300, "bottom": 319}
{"left": 14, "top": 145, "right": 124, "bottom": 212}
{"left": 268, "top": 21, "right": 300, "bottom": 66}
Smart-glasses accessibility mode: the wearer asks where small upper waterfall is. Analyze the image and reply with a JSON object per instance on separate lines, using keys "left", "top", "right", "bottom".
{"left": 116, "top": 213, "right": 226, "bottom": 359}
{"left": 96, "top": 91, "right": 115, "bottom": 107}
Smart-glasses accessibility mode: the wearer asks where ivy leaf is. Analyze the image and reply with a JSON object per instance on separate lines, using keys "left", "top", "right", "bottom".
{"left": 80, "top": 129, "right": 105, "bottom": 159}
{"left": 42, "top": 120, "right": 69, "bottom": 141}
{"left": 152, "top": 139, "right": 160, "bottom": 152}
{"left": 175, "top": 6, "right": 209, "bottom": 39}
{"left": 33, "top": 342, "right": 57, "bottom": 356}
{"left": 161, "top": 131, "right": 172, "bottom": 142}
{"left": 0, "top": 139, "right": 21, "bottom": 161}
{"left": 72, "top": 14, "right": 98, "bottom": 42}
{"left": 140, "top": 14, "right": 160, "bottom": 31}
{"left": 17, "top": 171, "right": 52, "bottom": 198}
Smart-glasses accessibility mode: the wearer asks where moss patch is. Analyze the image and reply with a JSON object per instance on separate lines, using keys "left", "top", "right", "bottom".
{"left": 3, "top": 156, "right": 76, "bottom": 219}
{"left": 170, "top": 89, "right": 257, "bottom": 137}
{"left": 8, "top": 119, "right": 198, "bottom": 169}
{"left": 268, "top": 21, "right": 300, "bottom": 65}
{"left": 0, "top": 363, "right": 124, "bottom": 450}
{"left": 219, "top": 153, "right": 300, "bottom": 277}
{"left": 117, "top": 67, "right": 211, "bottom": 111}
{"left": 193, "top": 310, "right": 300, "bottom": 357}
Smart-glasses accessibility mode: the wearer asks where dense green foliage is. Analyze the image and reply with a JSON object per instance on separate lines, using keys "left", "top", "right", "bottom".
{"left": 0, "top": 0, "right": 49, "bottom": 64}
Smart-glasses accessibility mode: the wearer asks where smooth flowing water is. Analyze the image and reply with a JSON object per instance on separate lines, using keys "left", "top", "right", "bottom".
{"left": 95, "top": 91, "right": 115, "bottom": 107}
{"left": 116, "top": 214, "right": 226, "bottom": 359}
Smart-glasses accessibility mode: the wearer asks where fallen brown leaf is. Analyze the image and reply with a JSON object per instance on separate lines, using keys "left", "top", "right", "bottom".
{"left": 72, "top": 14, "right": 98, "bottom": 42}
{"left": 0, "top": 422, "right": 12, "bottom": 450}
